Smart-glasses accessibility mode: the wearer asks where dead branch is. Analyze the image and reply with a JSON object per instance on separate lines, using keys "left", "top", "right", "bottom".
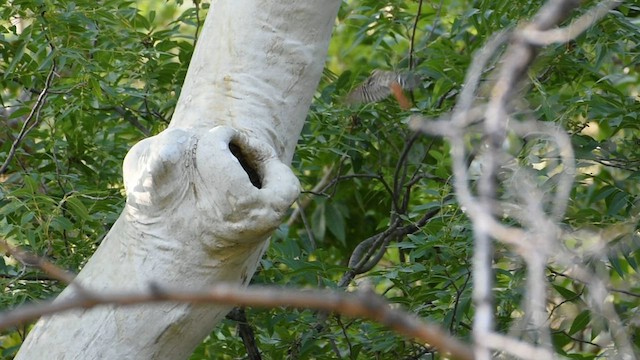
{"left": 411, "top": 1, "right": 622, "bottom": 359}
{"left": 0, "top": 240, "right": 76, "bottom": 286}
{"left": 0, "top": 284, "right": 474, "bottom": 360}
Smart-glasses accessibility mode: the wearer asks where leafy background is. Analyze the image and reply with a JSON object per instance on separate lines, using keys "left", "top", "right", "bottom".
{"left": 1, "top": 0, "right": 639, "bottom": 359}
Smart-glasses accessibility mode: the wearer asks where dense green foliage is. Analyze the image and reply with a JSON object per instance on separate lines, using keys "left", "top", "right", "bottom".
{"left": 1, "top": 0, "right": 639, "bottom": 359}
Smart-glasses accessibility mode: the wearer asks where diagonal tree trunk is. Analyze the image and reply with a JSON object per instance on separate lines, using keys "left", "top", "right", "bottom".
{"left": 15, "top": 1, "right": 341, "bottom": 359}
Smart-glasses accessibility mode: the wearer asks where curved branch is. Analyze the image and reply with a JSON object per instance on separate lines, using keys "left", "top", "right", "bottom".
{"left": 521, "top": 0, "right": 621, "bottom": 45}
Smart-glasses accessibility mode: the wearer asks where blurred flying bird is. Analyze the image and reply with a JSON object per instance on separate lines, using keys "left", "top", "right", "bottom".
{"left": 346, "top": 70, "right": 419, "bottom": 109}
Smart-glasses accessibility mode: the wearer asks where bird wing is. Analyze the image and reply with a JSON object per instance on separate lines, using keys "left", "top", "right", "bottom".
{"left": 346, "top": 71, "right": 418, "bottom": 105}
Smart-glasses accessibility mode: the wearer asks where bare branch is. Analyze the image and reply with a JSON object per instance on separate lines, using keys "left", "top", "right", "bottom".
{"left": 481, "top": 333, "right": 555, "bottom": 359}
{"left": 112, "top": 106, "right": 152, "bottom": 137}
{"left": 0, "top": 285, "right": 474, "bottom": 360}
{"left": 393, "top": 132, "right": 421, "bottom": 214}
{"left": 287, "top": 163, "right": 336, "bottom": 226}
{"left": 521, "top": 0, "right": 622, "bottom": 46}
{"left": 227, "top": 308, "right": 262, "bottom": 360}
{"left": 0, "top": 240, "right": 76, "bottom": 286}
{"left": 408, "top": 0, "right": 425, "bottom": 72}
{"left": 411, "top": 1, "right": 621, "bottom": 359}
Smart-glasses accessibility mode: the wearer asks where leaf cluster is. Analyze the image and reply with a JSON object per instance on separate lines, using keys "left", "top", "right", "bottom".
{"left": 0, "top": 0, "right": 639, "bottom": 359}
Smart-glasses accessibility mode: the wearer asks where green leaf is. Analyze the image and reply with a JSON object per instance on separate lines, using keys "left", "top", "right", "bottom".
{"left": 20, "top": 211, "right": 34, "bottom": 226}
{"left": 50, "top": 216, "right": 74, "bottom": 232}
{"left": 4, "top": 28, "right": 31, "bottom": 79}
{"left": 0, "top": 201, "right": 24, "bottom": 217}
{"left": 311, "top": 202, "right": 326, "bottom": 242}
{"left": 553, "top": 284, "right": 579, "bottom": 301}
{"left": 65, "top": 196, "right": 93, "bottom": 222}
{"left": 609, "top": 255, "right": 626, "bottom": 278}
{"left": 569, "top": 310, "right": 591, "bottom": 335}
{"left": 325, "top": 202, "right": 346, "bottom": 245}
{"left": 607, "top": 191, "right": 628, "bottom": 216}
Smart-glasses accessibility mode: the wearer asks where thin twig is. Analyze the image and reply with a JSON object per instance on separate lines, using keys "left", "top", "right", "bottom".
{"left": 0, "top": 65, "right": 56, "bottom": 174}
{"left": 112, "top": 106, "right": 152, "bottom": 136}
{"left": 227, "top": 308, "right": 262, "bottom": 360}
{"left": 288, "top": 163, "right": 336, "bottom": 226}
{"left": 548, "top": 267, "right": 640, "bottom": 298}
{"left": 408, "top": 0, "right": 424, "bottom": 71}
{"left": 193, "top": 0, "right": 202, "bottom": 46}
{"left": 449, "top": 271, "right": 472, "bottom": 335}
{"left": 0, "top": 240, "right": 76, "bottom": 285}
{"left": 392, "top": 133, "right": 421, "bottom": 213}
{"left": 296, "top": 198, "right": 316, "bottom": 250}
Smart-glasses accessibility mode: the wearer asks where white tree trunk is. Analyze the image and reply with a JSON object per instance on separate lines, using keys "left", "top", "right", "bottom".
{"left": 15, "top": 1, "right": 340, "bottom": 359}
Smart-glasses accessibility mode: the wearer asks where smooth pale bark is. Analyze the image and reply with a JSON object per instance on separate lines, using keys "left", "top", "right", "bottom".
{"left": 15, "top": 1, "right": 341, "bottom": 359}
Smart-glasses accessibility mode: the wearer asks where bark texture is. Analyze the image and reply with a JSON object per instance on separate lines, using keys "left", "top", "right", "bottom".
{"left": 15, "top": 1, "right": 341, "bottom": 359}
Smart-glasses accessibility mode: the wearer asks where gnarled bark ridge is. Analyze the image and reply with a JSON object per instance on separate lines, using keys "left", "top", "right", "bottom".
{"left": 15, "top": 1, "right": 341, "bottom": 359}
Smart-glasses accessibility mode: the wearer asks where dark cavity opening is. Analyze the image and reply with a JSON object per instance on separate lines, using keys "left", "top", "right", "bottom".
{"left": 229, "top": 142, "right": 262, "bottom": 189}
